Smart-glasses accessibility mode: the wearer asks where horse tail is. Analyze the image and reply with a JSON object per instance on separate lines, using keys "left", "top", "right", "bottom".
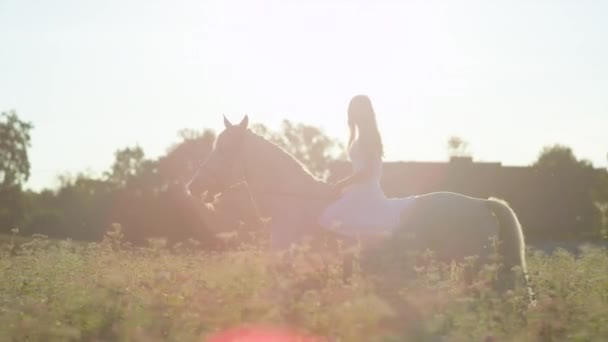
{"left": 486, "top": 197, "right": 536, "bottom": 304}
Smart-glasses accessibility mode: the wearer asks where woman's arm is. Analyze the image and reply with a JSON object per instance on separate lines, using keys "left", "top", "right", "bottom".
{"left": 332, "top": 160, "right": 374, "bottom": 192}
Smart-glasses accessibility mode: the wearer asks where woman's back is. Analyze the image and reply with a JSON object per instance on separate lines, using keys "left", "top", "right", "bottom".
{"left": 348, "top": 138, "right": 383, "bottom": 186}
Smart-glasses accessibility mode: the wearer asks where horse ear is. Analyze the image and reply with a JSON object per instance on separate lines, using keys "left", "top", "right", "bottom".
{"left": 239, "top": 115, "right": 249, "bottom": 129}
{"left": 223, "top": 115, "right": 233, "bottom": 128}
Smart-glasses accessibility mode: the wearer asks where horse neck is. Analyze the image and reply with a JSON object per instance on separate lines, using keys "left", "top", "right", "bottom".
{"left": 243, "top": 131, "right": 330, "bottom": 198}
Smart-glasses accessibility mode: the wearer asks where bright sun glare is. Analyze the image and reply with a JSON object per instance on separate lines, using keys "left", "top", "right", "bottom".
{"left": 0, "top": 0, "right": 607, "bottom": 189}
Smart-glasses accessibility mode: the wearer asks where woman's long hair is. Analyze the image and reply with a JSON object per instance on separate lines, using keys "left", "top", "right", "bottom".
{"left": 347, "top": 95, "right": 384, "bottom": 158}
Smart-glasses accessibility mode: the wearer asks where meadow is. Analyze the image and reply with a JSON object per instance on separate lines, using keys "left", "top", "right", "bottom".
{"left": 1, "top": 227, "right": 607, "bottom": 342}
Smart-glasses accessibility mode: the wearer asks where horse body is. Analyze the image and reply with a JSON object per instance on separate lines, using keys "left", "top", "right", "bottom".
{"left": 188, "top": 116, "right": 530, "bottom": 296}
{"left": 400, "top": 192, "right": 499, "bottom": 260}
{"left": 399, "top": 192, "right": 525, "bottom": 270}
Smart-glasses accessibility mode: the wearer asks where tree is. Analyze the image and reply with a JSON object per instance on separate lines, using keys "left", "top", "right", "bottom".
{"left": 252, "top": 120, "right": 345, "bottom": 179}
{"left": 105, "top": 146, "right": 147, "bottom": 187}
{"left": 0, "top": 110, "right": 33, "bottom": 189}
{"left": 532, "top": 144, "right": 604, "bottom": 239}
{"left": 447, "top": 136, "right": 470, "bottom": 158}
{"left": 158, "top": 129, "right": 216, "bottom": 185}
{"left": 52, "top": 174, "right": 114, "bottom": 240}
{"left": 0, "top": 110, "right": 33, "bottom": 232}
{"left": 534, "top": 144, "right": 590, "bottom": 171}
{"left": 107, "top": 129, "right": 217, "bottom": 245}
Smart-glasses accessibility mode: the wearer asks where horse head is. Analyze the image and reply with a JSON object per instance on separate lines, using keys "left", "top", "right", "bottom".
{"left": 188, "top": 115, "right": 249, "bottom": 198}
{"left": 189, "top": 115, "right": 330, "bottom": 200}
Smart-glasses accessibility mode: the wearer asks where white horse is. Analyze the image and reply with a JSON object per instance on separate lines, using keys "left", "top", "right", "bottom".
{"left": 188, "top": 116, "right": 531, "bottom": 292}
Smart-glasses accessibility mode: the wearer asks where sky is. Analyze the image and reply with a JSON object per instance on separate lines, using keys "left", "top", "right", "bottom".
{"left": 1, "top": 0, "right": 607, "bottom": 190}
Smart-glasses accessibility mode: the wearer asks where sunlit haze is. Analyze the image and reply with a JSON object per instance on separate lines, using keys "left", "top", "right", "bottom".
{"left": 1, "top": 0, "right": 607, "bottom": 190}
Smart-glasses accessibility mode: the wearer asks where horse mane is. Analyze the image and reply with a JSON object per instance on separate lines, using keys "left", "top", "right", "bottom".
{"left": 244, "top": 130, "right": 329, "bottom": 190}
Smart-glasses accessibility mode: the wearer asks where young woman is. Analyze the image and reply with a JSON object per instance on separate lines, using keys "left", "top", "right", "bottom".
{"left": 319, "top": 95, "right": 415, "bottom": 236}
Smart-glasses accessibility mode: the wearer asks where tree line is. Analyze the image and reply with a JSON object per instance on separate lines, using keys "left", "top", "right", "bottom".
{"left": 1, "top": 110, "right": 607, "bottom": 244}
{"left": 0, "top": 112, "right": 344, "bottom": 244}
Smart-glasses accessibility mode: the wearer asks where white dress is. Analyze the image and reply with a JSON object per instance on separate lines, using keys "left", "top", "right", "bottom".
{"left": 319, "top": 138, "right": 416, "bottom": 236}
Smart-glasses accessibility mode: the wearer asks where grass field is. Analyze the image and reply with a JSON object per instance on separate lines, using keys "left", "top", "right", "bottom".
{"left": 1, "top": 229, "right": 607, "bottom": 341}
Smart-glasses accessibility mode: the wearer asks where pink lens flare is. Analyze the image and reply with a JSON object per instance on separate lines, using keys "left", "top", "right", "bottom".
{"left": 206, "top": 325, "right": 327, "bottom": 342}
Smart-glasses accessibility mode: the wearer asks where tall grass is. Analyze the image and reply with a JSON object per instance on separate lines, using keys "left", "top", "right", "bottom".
{"left": 1, "top": 227, "right": 607, "bottom": 341}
